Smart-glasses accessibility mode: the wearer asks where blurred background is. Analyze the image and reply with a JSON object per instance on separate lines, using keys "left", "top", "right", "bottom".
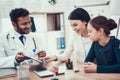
{"left": 0, "top": 0, "right": 120, "bottom": 55}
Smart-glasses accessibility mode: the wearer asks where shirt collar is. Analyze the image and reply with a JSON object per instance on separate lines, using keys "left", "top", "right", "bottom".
{"left": 13, "top": 30, "right": 30, "bottom": 38}
{"left": 9, "top": 29, "right": 32, "bottom": 38}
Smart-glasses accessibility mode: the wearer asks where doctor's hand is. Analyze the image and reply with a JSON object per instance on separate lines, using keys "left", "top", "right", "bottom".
{"left": 83, "top": 62, "right": 97, "bottom": 73}
{"left": 40, "top": 55, "right": 58, "bottom": 63}
{"left": 37, "top": 50, "right": 46, "bottom": 58}
{"left": 15, "top": 52, "right": 29, "bottom": 63}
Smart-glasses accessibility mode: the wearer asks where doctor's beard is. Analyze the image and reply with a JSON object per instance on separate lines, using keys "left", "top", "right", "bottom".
{"left": 16, "top": 25, "right": 30, "bottom": 34}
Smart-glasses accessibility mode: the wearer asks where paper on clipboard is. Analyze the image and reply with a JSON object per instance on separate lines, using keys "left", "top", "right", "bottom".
{"left": 23, "top": 54, "right": 42, "bottom": 63}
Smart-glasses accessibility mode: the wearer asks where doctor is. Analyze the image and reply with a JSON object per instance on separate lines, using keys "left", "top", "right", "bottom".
{"left": 0, "top": 8, "right": 46, "bottom": 68}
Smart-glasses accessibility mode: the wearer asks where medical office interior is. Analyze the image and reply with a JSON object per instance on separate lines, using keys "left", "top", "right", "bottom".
{"left": 0, "top": 0, "right": 120, "bottom": 79}
{"left": 0, "top": 0, "right": 120, "bottom": 55}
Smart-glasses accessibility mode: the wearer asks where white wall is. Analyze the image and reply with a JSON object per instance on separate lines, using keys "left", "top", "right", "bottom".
{"left": 1, "top": 18, "right": 13, "bottom": 33}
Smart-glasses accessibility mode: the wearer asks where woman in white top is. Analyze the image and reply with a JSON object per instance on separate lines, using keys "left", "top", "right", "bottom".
{"left": 42, "top": 8, "right": 92, "bottom": 63}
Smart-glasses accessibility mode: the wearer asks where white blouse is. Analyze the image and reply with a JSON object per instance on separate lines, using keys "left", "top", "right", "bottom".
{"left": 56, "top": 32, "right": 92, "bottom": 63}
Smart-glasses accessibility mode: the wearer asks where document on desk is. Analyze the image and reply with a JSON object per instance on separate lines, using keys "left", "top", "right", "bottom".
{"left": 34, "top": 65, "right": 79, "bottom": 77}
{"left": 0, "top": 68, "right": 17, "bottom": 78}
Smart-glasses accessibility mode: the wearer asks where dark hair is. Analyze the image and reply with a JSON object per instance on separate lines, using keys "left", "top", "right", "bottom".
{"left": 68, "top": 8, "right": 90, "bottom": 23}
{"left": 9, "top": 8, "right": 29, "bottom": 23}
{"left": 90, "top": 16, "right": 117, "bottom": 36}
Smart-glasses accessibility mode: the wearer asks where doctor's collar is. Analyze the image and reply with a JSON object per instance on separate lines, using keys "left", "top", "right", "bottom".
{"left": 8, "top": 29, "right": 32, "bottom": 39}
{"left": 14, "top": 30, "right": 30, "bottom": 38}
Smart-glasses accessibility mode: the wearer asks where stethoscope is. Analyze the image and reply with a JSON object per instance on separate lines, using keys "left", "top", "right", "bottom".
{"left": 6, "top": 33, "right": 45, "bottom": 64}
{"left": 6, "top": 33, "right": 37, "bottom": 52}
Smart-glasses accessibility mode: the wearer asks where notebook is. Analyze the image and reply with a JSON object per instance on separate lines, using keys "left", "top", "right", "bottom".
{"left": 34, "top": 65, "right": 79, "bottom": 77}
{"left": 0, "top": 68, "right": 17, "bottom": 78}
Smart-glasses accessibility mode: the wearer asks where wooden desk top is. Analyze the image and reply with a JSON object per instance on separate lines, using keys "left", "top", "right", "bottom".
{"left": 0, "top": 63, "right": 120, "bottom": 80}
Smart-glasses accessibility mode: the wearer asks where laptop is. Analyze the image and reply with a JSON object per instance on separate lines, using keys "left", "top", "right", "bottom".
{"left": 34, "top": 65, "right": 79, "bottom": 77}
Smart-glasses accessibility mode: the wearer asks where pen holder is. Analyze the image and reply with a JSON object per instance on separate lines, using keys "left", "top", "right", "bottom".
{"left": 65, "top": 59, "right": 75, "bottom": 80}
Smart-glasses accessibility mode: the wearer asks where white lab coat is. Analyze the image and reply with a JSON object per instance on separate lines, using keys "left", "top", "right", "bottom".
{"left": 56, "top": 32, "right": 92, "bottom": 63}
{"left": 0, "top": 29, "right": 43, "bottom": 68}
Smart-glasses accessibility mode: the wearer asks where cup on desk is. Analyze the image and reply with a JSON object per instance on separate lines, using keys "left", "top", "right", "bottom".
{"left": 65, "top": 69, "right": 75, "bottom": 80}
{"left": 17, "top": 65, "right": 30, "bottom": 80}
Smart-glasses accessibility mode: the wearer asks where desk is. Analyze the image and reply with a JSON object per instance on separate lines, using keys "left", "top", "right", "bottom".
{"left": 0, "top": 63, "right": 120, "bottom": 80}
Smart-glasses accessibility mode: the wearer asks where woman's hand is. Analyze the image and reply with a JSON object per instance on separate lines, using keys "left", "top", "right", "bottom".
{"left": 83, "top": 62, "right": 97, "bottom": 73}
{"left": 39, "top": 55, "right": 58, "bottom": 63}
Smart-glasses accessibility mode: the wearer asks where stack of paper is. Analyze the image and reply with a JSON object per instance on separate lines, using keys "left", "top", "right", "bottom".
{"left": 0, "top": 68, "right": 17, "bottom": 78}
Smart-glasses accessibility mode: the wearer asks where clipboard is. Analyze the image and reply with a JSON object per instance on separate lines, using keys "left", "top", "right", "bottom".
{"left": 23, "top": 54, "right": 48, "bottom": 66}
